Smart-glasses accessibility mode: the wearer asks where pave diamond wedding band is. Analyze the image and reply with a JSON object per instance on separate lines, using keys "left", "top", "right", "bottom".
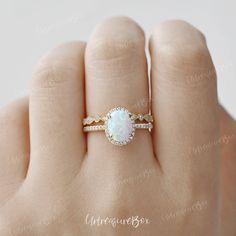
{"left": 83, "top": 107, "right": 153, "bottom": 146}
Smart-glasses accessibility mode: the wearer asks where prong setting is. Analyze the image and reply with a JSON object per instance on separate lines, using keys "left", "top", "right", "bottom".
{"left": 104, "top": 107, "right": 135, "bottom": 146}
{"left": 83, "top": 107, "right": 153, "bottom": 146}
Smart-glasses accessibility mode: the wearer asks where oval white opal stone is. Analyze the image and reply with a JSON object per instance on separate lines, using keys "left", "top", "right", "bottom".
{"left": 106, "top": 109, "right": 134, "bottom": 144}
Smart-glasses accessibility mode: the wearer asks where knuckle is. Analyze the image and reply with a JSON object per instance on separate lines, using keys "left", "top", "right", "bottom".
{"left": 86, "top": 37, "right": 145, "bottom": 82}
{"left": 158, "top": 43, "right": 211, "bottom": 68}
{"left": 86, "top": 36, "right": 144, "bottom": 61}
{"left": 151, "top": 20, "right": 208, "bottom": 69}
{"left": 85, "top": 17, "right": 146, "bottom": 82}
{"left": 86, "top": 17, "right": 145, "bottom": 62}
{"left": 31, "top": 60, "right": 75, "bottom": 90}
{"left": 31, "top": 41, "right": 85, "bottom": 91}
{"left": 151, "top": 35, "right": 216, "bottom": 85}
{"left": 86, "top": 36, "right": 145, "bottom": 82}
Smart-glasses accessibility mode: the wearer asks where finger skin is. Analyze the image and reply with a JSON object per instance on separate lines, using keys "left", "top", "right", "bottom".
{"left": 29, "top": 41, "right": 86, "bottom": 182}
{"left": 85, "top": 16, "right": 156, "bottom": 167}
{"left": 0, "top": 18, "right": 230, "bottom": 236}
{"left": 82, "top": 17, "right": 161, "bottom": 235}
{"left": 220, "top": 106, "right": 236, "bottom": 236}
{"left": 0, "top": 97, "right": 29, "bottom": 205}
{"left": 149, "top": 20, "right": 220, "bottom": 234}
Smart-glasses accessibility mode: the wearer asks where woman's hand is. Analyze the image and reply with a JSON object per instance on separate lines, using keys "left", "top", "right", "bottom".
{"left": 0, "top": 17, "right": 235, "bottom": 236}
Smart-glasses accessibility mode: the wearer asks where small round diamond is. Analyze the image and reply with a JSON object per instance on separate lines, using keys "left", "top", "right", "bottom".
{"left": 105, "top": 107, "right": 135, "bottom": 146}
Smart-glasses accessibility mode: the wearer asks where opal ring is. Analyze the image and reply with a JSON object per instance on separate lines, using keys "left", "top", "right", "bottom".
{"left": 83, "top": 107, "right": 153, "bottom": 146}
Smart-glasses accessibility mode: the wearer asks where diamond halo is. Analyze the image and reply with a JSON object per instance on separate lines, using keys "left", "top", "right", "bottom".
{"left": 104, "top": 107, "right": 135, "bottom": 146}
{"left": 83, "top": 107, "right": 153, "bottom": 146}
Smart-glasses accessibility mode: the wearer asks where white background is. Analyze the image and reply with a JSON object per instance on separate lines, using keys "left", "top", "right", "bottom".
{"left": 0, "top": 0, "right": 235, "bottom": 118}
